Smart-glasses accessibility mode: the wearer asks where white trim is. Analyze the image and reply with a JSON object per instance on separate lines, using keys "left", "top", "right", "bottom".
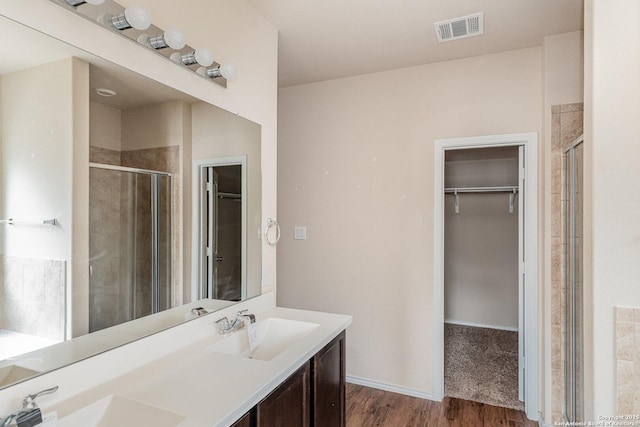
{"left": 346, "top": 376, "right": 434, "bottom": 400}
{"left": 433, "top": 132, "right": 538, "bottom": 420}
{"left": 444, "top": 319, "right": 519, "bottom": 332}
{"left": 191, "top": 156, "right": 248, "bottom": 302}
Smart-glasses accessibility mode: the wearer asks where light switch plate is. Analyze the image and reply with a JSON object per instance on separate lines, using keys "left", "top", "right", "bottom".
{"left": 294, "top": 226, "right": 307, "bottom": 240}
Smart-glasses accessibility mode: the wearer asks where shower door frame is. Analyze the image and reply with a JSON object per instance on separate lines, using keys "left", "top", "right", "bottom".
{"left": 88, "top": 162, "right": 173, "bottom": 326}
{"left": 433, "top": 132, "right": 539, "bottom": 420}
{"left": 564, "top": 135, "right": 584, "bottom": 422}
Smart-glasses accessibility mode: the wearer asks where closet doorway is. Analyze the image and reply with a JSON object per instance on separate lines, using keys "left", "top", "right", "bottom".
{"left": 433, "top": 133, "right": 538, "bottom": 420}
{"left": 193, "top": 157, "right": 247, "bottom": 302}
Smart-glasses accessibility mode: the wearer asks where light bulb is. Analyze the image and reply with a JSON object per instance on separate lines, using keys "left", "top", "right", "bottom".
{"left": 124, "top": 6, "right": 151, "bottom": 30}
{"left": 219, "top": 64, "right": 237, "bottom": 80}
{"left": 163, "top": 29, "right": 186, "bottom": 50}
{"left": 194, "top": 48, "right": 214, "bottom": 67}
{"left": 85, "top": 0, "right": 106, "bottom": 4}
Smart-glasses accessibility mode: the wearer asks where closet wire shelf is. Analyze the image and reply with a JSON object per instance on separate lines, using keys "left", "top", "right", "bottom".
{"left": 444, "top": 186, "right": 519, "bottom": 214}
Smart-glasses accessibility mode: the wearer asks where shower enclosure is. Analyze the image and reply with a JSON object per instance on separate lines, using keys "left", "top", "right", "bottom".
{"left": 89, "top": 163, "right": 172, "bottom": 333}
{"left": 564, "top": 136, "right": 584, "bottom": 422}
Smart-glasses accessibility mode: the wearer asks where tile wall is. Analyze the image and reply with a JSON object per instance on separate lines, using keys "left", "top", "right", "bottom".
{"left": 615, "top": 306, "right": 640, "bottom": 414}
{"left": 0, "top": 256, "right": 66, "bottom": 341}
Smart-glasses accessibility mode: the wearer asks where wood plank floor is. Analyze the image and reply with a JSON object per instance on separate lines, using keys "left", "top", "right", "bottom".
{"left": 346, "top": 383, "right": 538, "bottom": 427}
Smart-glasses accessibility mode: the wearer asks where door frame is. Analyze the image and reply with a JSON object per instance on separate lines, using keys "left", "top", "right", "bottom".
{"left": 192, "top": 156, "right": 247, "bottom": 301}
{"left": 432, "top": 132, "right": 538, "bottom": 420}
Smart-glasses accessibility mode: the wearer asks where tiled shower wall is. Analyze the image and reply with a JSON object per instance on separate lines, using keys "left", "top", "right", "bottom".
{"left": 551, "top": 103, "right": 583, "bottom": 421}
{"left": 0, "top": 256, "right": 66, "bottom": 341}
{"left": 615, "top": 306, "right": 640, "bottom": 413}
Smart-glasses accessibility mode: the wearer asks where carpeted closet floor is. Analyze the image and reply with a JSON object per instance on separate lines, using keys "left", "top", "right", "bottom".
{"left": 444, "top": 323, "right": 523, "bottom": 411}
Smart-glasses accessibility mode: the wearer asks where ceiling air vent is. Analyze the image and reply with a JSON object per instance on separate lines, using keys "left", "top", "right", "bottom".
{"left": 434, "top": 12, "right": 484, "bottom": 43}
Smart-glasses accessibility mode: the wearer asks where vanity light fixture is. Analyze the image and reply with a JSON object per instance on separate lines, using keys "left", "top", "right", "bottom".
{"left": 100, "top": 5, "right": 151, "bottom": 31}
{"left": 51, "top": 0, "right": 231, "bottom": 88}
{"left": 138, "top": 28, "right": 186, "bottom": 50}
{"left": 64, "top": 0, "right": 105, "bottom": 6}
{"left": 170, "top": 48, "right": 214, "bottom": 67}
{"left": 198, "top": 64, "right": 237, "bottom": 80}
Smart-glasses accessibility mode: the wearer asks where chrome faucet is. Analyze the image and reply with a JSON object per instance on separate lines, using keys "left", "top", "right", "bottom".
{"left": 215, "top": 309, "right": 256, "bottom": 334}
{"left": 1, "top": 386, "right": 58, "bottom": 427}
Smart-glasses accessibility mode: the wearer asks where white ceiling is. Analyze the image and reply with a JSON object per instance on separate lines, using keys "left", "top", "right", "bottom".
{"left": 246, "top": 0, "right": 584, "bottom": 87}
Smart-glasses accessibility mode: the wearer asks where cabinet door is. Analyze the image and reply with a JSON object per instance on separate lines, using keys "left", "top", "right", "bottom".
{"left": 257, "top": 362, "right": 311, "bottom": 427}
{"left": 312, "top": 331, "right": 345, "bottom": 427}
{"left": 231, "top": 411, "right": 252, "bottom": 427}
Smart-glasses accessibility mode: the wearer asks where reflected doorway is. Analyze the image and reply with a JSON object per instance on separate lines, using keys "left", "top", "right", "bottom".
{"left": 194, "top": 158, "right": 246, "bottom": 302}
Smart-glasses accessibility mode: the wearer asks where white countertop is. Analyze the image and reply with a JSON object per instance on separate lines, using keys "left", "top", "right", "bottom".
{"left": 47, "top": 306, "right": 352, "bottom": 427}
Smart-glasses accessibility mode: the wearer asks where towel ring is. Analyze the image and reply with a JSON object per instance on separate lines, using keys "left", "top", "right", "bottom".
{"left": 264, "top": 218, "right": 280, "bottom": 246}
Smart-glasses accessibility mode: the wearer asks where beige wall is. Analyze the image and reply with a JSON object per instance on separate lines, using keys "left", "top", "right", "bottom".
{"left": 585, "top": 0, "right": 640, "bottom": 417}
{"left": 1, "top": 57, "right": 90, "bottom": 338}
{"left": 1, "top": 58, "right": 78, "bottom": 260}
{"left": 122, "top": 101, "right": 186, "bottom": 151}
{"left": 444, "top": 154, "right": 519, "bottom": 330}
{"left": 90, "top": 102, "right": 121, "bottom": 151}
{"left": 277, "top": 47, "right": 542, "bottom": 394}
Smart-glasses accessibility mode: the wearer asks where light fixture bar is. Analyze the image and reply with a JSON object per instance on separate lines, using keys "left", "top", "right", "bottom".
{"left": 203, "top": 67, "right": 223, "bottom": 78}
{"left": 64, "top": 0, "right": 105, "bottom": 6}
{"left": 149, "top": 35, "right": 168, "bottom": 49}
{"left": 179, "top": 51, "right": 198, "bottom": 66}
{"left": 50, "top": 0, "right": 229, "bottom": 88}
{"left": 110, "top": 13, "right": 131, "bottom": 30}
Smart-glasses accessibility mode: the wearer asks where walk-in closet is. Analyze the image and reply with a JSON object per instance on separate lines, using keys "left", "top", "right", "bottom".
{"left": 443, "top": 146, "right": 523, "bottom": 410}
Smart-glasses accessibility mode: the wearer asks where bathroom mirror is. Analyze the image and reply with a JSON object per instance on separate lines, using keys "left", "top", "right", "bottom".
{"left": 0, "top": 14, "right": 262, "bottom": 389}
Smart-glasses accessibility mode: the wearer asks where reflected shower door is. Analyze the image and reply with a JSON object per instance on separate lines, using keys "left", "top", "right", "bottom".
{"left": 89, "top": 165, "right": 171, "bottom": 333}
{"left": 565, "top": 139, "right": 584, "bottom": 422}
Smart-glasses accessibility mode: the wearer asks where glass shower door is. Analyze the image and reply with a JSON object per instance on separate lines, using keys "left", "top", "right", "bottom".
{"left": 89, "top": 164, "right": 172, "bottom": 333}
{"left": 564, "top": 138, "right": 584, "bottom": 422}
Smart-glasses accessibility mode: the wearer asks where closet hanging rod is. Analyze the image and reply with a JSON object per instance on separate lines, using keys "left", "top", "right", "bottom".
{"left": 218, "top": 192, "right": 241, "bottom": 199}
{"left": 444, "top": 186, "right": 518, "bottom": 194}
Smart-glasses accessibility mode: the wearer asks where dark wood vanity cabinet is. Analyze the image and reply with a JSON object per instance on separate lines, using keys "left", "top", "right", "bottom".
{"left": 311, "top": 332, "right": 345, "bottom": 426}
{"left": 230, "top": 412, "right": 252, "bottom": 427}
{"left": 232, "top": 331, "right": 346, "bottom": 427}
{"left": 257, "top": 362, "right": 311, "bottom": 427}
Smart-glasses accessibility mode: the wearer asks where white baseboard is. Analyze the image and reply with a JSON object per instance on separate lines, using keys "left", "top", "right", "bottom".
{"left": 444, "top": 318, "right": 519, "bottom": 332}
{"left": 346, "top": 375, "right": 435, "bottom": 401}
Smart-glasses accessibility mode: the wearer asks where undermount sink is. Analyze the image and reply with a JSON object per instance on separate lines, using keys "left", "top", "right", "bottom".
{"left": 0, "top": 365, "right": 40, "bottom": 387}
{"left": 58, "top": 395, "right": 185, "bottom": 427}
{"left": 208, "top": 317, "right": 319, "bottom": 361}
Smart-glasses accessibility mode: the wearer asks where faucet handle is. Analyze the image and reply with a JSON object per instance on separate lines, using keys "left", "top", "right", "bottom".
{"left": 236, "top": 309, "right": 256, "bottom": 323}
{"left": 22, "top": 386, "right": 59, "bottom": 409}
{"left": 215, "top": 316, "right": 230, "bottom": 333}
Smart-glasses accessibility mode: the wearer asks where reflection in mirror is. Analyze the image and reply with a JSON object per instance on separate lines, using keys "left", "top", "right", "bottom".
{"left": 0, "top": 14, "right": 261, "bottom": 389}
